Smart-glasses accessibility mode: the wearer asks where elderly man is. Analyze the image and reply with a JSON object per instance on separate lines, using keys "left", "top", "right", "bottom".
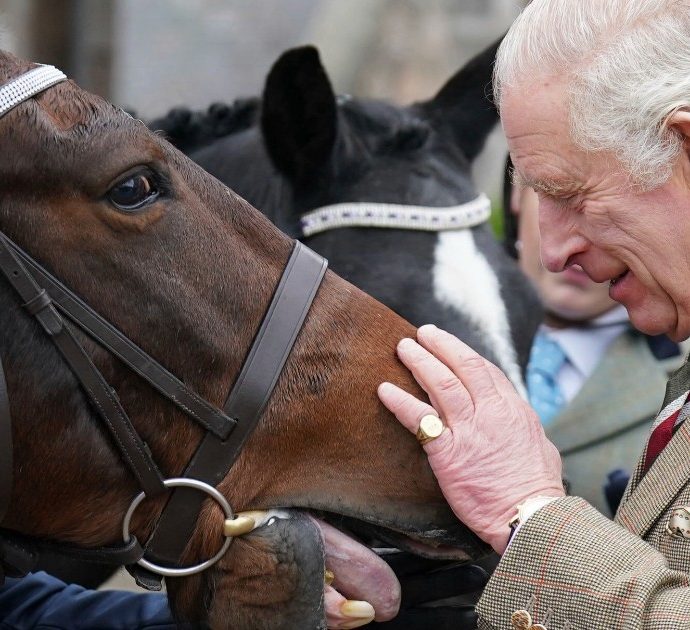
{"left": 378, "top": 0, "right": 690, "bottom": 627}
{"left": 506, "top": 164, "right": 685, "bottom": 516}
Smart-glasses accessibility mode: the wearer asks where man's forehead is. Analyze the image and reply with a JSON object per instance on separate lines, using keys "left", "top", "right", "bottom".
{"left": 500, "top": 80, "right": 586, "bottom": 195}
{"left": 501, "top": 77, "right": 570, "bottom": 143}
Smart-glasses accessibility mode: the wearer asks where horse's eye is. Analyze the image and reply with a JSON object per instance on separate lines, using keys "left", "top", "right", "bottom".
{"left": 107, "top": 173, "right": 159, "bottom": 211}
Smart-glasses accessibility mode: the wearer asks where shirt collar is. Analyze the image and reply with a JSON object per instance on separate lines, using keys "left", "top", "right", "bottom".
{"left": 542, "top": 306, "right": 629, "bottom": 379}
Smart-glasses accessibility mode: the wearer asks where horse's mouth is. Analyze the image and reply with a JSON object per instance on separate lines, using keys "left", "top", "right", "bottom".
{"left": 302, "top": 510, "right": 482, "bottom": 622}
{"left": 234, "top": 506, "right": 485, "bottom": 622}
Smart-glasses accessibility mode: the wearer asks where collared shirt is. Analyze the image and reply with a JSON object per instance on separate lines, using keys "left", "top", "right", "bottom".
{"left": 540, "top": 305, "right": 629, "bottom": 403}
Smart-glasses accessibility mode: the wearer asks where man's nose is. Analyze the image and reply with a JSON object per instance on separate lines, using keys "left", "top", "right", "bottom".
{"left": 538, "top": 200, "right": 588, "bottom": 272}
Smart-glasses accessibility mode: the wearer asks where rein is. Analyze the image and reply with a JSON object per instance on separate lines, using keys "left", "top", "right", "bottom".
{"left": 300, "top": 194, "right": 492, "bottom": 237}
{"left": 0, "top": 65, "right": 328, "bottom": 587}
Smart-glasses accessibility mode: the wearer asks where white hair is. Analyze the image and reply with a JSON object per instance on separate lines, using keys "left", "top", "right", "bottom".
{"left": 494, "top": 0, "right": 690, "bottom": 188}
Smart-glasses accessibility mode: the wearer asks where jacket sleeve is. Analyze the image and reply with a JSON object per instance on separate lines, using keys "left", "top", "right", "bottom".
{"left": 0, "top": 571, "right": 187, "bottom": 630}
{"left": 476, "top": 496, "right": 690, "bottom": 629}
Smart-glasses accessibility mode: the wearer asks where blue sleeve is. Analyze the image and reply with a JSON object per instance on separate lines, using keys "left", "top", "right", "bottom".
{"left": 0, "top": 571, "right": 188, "bottom": 629}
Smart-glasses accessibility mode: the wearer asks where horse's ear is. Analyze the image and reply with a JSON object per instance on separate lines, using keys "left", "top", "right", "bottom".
{"left": 261, "top": 46, "right": 337, "bottom": 184}
{"left": 418, "top": 36, "right": 502, "bottom": 162}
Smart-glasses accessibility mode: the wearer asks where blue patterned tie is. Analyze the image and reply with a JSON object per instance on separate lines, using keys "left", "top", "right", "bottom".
{"left": 527, "top": 333, "right": 567, "bottom": 426}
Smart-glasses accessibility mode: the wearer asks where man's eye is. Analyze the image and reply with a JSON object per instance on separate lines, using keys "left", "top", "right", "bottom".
{"left": 107, "top": 173, "right": 159, "bottom": 211}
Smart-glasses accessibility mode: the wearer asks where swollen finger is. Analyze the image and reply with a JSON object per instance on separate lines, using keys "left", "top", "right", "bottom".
{"left": 395, "top": 337, "right": 474, "bottom": 424}
{"left": 415, "top": 325, "right": 500, "bottom": 405}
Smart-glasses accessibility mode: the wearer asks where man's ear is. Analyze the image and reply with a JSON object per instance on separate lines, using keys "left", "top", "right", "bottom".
{"left": 665, "top": 110, "right": 690, "bottom": 149}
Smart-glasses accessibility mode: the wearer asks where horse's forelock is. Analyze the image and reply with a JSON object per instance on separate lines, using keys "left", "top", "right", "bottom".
{"left": 339, "top": 99, "right": 430, "bottom": 156}
{"left": 148, "top": 97, "right": 261, "bottom": 153}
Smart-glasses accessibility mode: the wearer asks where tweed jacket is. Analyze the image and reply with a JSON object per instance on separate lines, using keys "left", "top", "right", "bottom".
{"left": 547, "top": 330, "right": 684, "bottom": 516}
{"left": 477, "top": 353, "right": 690, "bottom": 629}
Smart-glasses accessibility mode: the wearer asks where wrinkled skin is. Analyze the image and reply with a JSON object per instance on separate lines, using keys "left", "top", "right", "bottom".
{"left": 378, "top": 325, "right": 564, "bottom": 555}
{"left": 503, "top": 79, "right": 690, "bottom": 341}
{"left": 0, "top": 51, "right": 486, "bottom": 627}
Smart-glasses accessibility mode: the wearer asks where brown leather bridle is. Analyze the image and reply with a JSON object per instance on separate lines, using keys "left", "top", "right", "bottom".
{"left": 0, "top": 65, "right": 328, "bottom": 589}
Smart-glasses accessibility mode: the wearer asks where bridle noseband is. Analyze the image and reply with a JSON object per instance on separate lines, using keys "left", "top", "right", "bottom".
{"left": 0, "top": 65, "right": 328, "bottom": 587}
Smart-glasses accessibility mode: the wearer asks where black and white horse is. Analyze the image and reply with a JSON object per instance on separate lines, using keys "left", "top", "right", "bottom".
{"left": 150, "top": 41, "right": 541, "bottom": 391}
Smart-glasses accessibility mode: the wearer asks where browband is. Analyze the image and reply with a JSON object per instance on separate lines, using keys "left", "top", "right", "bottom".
{"left": 0, "top": 65, "right": 67, "bottom": 119}
{"left": 300, "top": 193, "right": 492, "bottom": 237}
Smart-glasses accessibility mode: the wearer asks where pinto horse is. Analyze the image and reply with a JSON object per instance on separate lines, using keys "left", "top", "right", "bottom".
{"left": 0, "top": 51, "right": 489, "bottom": 628}
{"left": 149, "top": 42, "right": 542, "bottom": 394}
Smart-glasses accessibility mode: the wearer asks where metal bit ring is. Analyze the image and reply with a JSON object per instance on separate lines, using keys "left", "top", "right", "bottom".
{"left": 122, "top": 477, "right": 233, "bottom": 578}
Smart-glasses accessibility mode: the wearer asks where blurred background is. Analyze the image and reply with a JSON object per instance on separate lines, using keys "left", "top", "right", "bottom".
{"left": 0, "top": 0, "right": 524, "bottom": 217}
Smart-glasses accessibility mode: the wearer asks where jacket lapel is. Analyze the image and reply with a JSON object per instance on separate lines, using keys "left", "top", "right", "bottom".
{"left": 616, "top": 357, "right": 690, "bottom": 536}
{"left": 547, "top": 333, "right": 665, "bottom": 455}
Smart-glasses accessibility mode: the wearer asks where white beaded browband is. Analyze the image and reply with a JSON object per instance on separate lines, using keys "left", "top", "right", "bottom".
{"left": 299, "top": 193, "right": 492, "bottom": 237}
{"left": 0, "top": 65, "right": 67, "bottom": 120}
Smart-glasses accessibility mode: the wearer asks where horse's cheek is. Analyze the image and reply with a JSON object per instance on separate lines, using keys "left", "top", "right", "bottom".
{"left": 202, "top": 513, "right": 327, "bottom": 629}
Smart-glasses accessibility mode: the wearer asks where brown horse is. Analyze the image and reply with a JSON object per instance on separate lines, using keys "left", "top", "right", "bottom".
{"left": 0, "top": 51, "right": 487, "bottom": 627}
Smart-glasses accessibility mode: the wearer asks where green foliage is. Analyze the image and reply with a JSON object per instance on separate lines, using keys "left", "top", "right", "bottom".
{"left": 490, "top": 198, "right": 505, "bottom": 239}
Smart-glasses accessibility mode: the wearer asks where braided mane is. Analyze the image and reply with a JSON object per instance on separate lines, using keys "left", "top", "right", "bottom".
{"left": 147, "top": 97, "right": 261, "bottom": 153}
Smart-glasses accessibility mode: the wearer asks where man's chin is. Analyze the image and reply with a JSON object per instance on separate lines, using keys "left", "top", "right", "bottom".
{"left": 628, "top": 306, "right": 687, "bottom": 341}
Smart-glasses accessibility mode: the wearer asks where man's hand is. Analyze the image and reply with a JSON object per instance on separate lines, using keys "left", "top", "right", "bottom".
{"left": 378, "top": 325, "right": 565, "bottom": 554}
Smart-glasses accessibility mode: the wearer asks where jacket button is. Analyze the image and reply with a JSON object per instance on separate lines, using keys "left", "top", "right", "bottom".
{"left": 667, "top": 506, "right": 690, "bottom": 538}
{"left": 511, "top": 610, "right": 532, "bottom": 629}
{"left": 512, "top": 609, "right": 549, "bottom": 629}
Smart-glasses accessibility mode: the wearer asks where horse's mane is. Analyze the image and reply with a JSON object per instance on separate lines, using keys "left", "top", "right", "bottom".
{"left": 148, "top": 92, "right": 433, "bottom": 159}
{"left": 147, "top": 97, "right": 261, "bottom": 153}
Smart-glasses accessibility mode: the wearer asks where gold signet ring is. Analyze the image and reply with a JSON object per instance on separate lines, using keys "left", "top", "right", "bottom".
{"left": 416, "top": 414, "right": 444, "bottom": 445}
